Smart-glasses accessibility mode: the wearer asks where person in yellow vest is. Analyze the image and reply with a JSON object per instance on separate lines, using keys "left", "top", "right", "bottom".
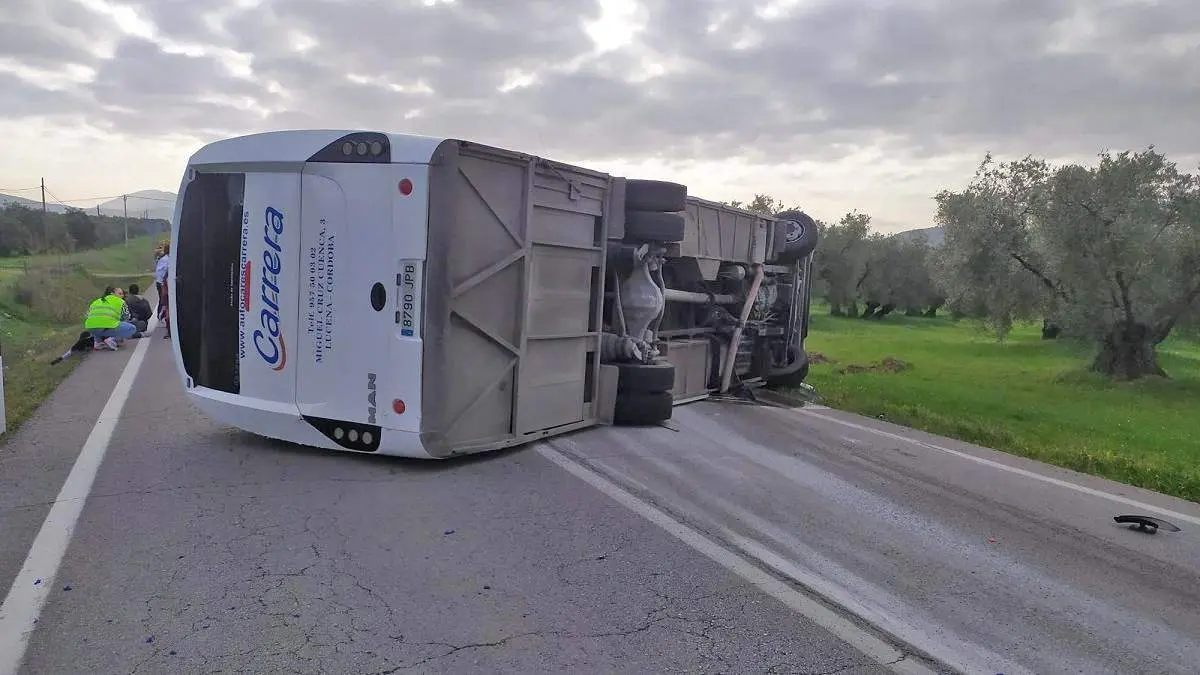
{"left": 84, "top": 286, "right": 137, "bottom": 351}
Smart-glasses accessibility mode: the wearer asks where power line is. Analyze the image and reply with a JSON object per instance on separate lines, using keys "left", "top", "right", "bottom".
{"left": 2, "top": 181, "right": 177, "bottom": 205}
{"left": 43, "top": 188, "right": 70, "bottom": 209}
{"left": 52, "top": 193, "right": 176, "bottom": 204}
{"left": 50, "top": 194, "right": 126, "bottom": 204}
{"left": 52, "top": 193, "right": 149, "bottom": 204}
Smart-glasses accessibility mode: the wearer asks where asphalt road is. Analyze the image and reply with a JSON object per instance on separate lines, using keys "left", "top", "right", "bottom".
{"left": 3, "top": 323, "right": 1199, "bottom": 675}
{"left": 1, "top": 329, "right": 901, "bottom": 675}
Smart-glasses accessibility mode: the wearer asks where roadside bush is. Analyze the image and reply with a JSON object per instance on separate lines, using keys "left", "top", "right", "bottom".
{"left": 7, "top": 265, "right": 150, "bottom": 326}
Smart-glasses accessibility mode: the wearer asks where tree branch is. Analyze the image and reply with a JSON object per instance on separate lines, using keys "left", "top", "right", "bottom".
{"left": 1075, "top": 200, "right": 1116, "bottom": 229}
{"left": 1009, "top": 252, "right": 1070, "bottom": 301}
{"left": 1152, "top": 279, "right": 1200, "bottom": 344}
{"left": 855, "top": 261, "right": 872, "bottom": 291}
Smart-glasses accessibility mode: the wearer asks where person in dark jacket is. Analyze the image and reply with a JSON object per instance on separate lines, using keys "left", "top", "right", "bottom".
{"left": 125, "top": 283, "right": 153, "bottom": 333}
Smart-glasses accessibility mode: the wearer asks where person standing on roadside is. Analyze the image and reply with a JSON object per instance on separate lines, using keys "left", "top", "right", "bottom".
{"left": 156, "top": 243, "right": 171, "bottom": 339}
{"left": 155, "top": 243, "right": 171, "bottom": 313}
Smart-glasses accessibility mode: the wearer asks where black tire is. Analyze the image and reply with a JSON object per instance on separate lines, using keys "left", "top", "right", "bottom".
{"left": 624, "top": 210, "right": 685, "bottom": 243}
{"left": 772, "top": 220, "right": 788, "bottom": 259}
{"left": 613, "top": 390, "right": 674, "bottom": 425}
{"left": 626, "top": 179, "right": 687, "bottom": 212}
{"left": 774, "top": 209, "right": 820, "bottom": 263}
{"left": 766, "top": 349, "right": 810, "bottom": 388}
{"left": 616, "top": 360, "right": 675, "bottom": 393}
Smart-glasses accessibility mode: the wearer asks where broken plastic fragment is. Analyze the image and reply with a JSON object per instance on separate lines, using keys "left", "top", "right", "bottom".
{"left": 62, "top": 585, "right": 72, "bottom": 591}
{"left": 443, "top": 530, "right": 455, "bottom": 535}
{"left": 33, "top": 579, "right": 41, "bottom": 585}
{"left": 145, "top": 636, "right": 154, "bottom": 644}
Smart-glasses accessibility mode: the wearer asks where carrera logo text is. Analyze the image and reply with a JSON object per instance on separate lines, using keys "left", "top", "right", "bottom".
{"left": 253, "top": 206, "right": 288, "bottom": 371}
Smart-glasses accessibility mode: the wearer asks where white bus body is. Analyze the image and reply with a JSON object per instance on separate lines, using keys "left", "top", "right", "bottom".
{"left": 169, "top": 130, "right": 818, "bottom": 459}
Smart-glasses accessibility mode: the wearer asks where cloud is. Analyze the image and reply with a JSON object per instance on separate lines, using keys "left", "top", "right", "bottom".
{"left": 0, "top": 71, "right": 90, "bottom": 118}
{"left": 0, "top": 0, "right": 121, "bottom": 67}
{"left": 1, "top": 0, "right": 1199, "bottom": 230}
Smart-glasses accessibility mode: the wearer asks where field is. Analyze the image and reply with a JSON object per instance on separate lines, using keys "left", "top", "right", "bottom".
{"left": 799, "top": 308, "right": 1200, "bottom": 503}
{"left": 0, "top": 235, "right": 158, "bottom": 435}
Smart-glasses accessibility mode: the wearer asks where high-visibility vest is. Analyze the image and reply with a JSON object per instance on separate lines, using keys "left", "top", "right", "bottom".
{"left": 84, "top": 295, "right": 124, "bottom": 330}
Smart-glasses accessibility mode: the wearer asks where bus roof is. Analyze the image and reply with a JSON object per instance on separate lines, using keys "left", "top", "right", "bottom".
{"left": 188, "top": 129, "right": 449, "bottom": 166}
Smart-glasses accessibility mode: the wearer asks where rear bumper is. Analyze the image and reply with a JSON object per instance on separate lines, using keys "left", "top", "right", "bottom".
{"left": 186, "top": 387, "right": 435, "bottom": 458}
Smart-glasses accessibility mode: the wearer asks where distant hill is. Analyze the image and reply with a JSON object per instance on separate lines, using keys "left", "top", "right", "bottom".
{"left": 0, "top": 193, "right": 68, "bottom": 213}
{"left": 1, "top": 189, "right": 177, "bottom": 222}
{"left": 95, "top": 190, "right": 177, "bottom": 222}
{"left": 893, "top": 225, "right": 944, "bottom": 247}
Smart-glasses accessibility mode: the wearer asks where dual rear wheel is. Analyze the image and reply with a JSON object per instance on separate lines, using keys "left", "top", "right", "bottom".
{"left": 612, "top": 360, "right": 675, "bottom": 425}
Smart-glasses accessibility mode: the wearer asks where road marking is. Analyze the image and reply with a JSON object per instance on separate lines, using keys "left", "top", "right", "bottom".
{"left": 536, "top": 443, "right": 938, "bottom": 675}
{"left": 0, "top": 315, "right": 158, "bottom": 675}
{"left": 786, "top": 406, "right": 1200, "bottom": 527}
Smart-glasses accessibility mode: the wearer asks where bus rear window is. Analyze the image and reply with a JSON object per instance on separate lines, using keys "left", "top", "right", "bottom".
{"left": 176, "top": 172, "right": 245, "bottom": 394}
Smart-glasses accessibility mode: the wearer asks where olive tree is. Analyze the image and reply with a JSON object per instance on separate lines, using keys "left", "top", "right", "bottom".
{"left": 724, "top": 193, "right": 801, "bottom": 216}
{"left": 859, "top": 234, "right": 943, "bottom": 318}
{"left": 814, "top": 211, "right": 872, "bottom": 315}
{"left": 936, "top": 149, "right": 1200, "bottom": 379}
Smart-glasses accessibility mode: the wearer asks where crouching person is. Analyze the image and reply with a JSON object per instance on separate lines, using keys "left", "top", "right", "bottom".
{"left": 125, "top": 283, "right": 153, "bottom": 334}
{"left": 84, "top": 286, "right": 137, "bottom": 351}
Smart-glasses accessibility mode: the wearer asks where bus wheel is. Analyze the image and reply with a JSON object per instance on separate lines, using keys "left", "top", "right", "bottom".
{"left": 625, "top": 179, "right": 687, "bottom": 212}
{"left": 613, "top": 390, "right": 674, "bottom": 425}
{"left": 616, "top": 360, "right": 675, "bottom": 393}
{"left": 766, "top": 348, "right": 811, "bottom": 388}
{"left": 623, "top": 210, "right": 686, "bottom": 243}
{"left": 773, "top": 209, "right": 820, "bottom": 263}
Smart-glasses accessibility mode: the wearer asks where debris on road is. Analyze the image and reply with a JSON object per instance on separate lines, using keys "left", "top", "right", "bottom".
{"left": 1114, "top": 514, "right": 1181, "bottom": 534}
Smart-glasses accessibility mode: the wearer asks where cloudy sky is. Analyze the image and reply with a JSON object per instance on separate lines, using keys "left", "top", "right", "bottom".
{"left": 1, "top": 0, "right": 1197, "bottom": 232}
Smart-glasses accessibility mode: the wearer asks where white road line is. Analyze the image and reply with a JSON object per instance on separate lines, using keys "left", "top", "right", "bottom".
{"left": 536, "top": 444, "right": 939, "bottom": 675}
{"left": 784, "top": 406, "right": 1200, "bottom": 527}
{"left": 0, "top": 315, "right": 158, "bottom": 675}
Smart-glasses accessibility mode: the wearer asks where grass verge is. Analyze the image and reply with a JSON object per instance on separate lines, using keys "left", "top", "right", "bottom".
{"left": 797, "top": 308, "right": 1200, "bottom": 503}
{"left": 1, "top": 240, "right": 156, "bottom": 437}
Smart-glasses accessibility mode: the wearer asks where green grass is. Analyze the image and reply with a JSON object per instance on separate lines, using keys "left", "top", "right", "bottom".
{"left": 1, "top": 238, "right": 157, "bottom": 437}
{"left": 0, "top": 234, "right": 160, "bottom": 275}
{"left": 798, "top": 307, "right": 1200, "bottom": 503}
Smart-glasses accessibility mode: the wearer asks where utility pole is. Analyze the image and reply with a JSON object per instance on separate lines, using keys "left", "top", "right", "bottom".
{"left": 122, "top": 194, "right": 129, "bottom": 246}
{"left": 40, "top": 177, "right": 47, "bottom": 250}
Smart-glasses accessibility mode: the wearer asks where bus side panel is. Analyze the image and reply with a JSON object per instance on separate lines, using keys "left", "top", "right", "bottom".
{"left": 420, "top": 141, "right": 611, "bottom": 457}
{"left": 238, "top": 173, "right": 303, "bottom": 407}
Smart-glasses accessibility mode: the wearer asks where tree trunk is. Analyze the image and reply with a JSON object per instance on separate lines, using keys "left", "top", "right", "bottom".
{"left": 924, "top": 298, "right": 944, "bottom": 318}
{"left": 830, "top": 302, "right": 844, "bottom": 317}
{"left": 848, "top": 301, "right": 859, "bottom": 318}
{"left": 1090, "top": 322, "right": 1167, "bottom": 379}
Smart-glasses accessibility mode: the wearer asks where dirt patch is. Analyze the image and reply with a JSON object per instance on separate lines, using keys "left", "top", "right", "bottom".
{"left": 808, "top": 352, "right": 833, "bottom": 365}
{"left": 837, "top": 356, "right": 910, "bottom": 375}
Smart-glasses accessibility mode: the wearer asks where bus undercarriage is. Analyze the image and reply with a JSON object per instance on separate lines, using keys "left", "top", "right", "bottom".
{"left": 598, "top": 179, "right": 818, "bottom": 426}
